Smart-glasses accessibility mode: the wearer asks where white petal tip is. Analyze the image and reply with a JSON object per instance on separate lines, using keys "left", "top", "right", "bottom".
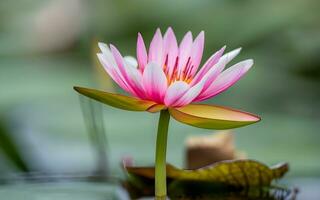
{"left": 246, "top": 59, "right": 254, "bottom": 64}
{"left": 156, "top": 28, "right": 161, "bottom": 33}
{"left": 98, "top": 42, "right": 106, "bottom": 47}
{"left": 197, "top": 31, "right": 205, "bottom": 38}
{"left": 186, "top": 31, "right": 193, "bottom": 37}
{"left": 98, "top": 42, "right": 105, "bottom": 46}
{"left": 243, "top": 59, "right": 254, "bottom": 70}
{"left": 235, "top": 47, "right": 242, "bottom": 52}
{"left": 98, "top": 42, "right": 109, "bottom": 52}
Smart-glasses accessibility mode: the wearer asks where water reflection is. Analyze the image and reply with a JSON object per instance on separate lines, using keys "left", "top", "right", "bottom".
{"left": 125, "top": 179, "right": 297, "bottom": 200}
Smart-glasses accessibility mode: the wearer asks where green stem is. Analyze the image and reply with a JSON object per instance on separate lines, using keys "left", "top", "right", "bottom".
{"left": 155, "top": 109, "right": 170, "bottom": 199}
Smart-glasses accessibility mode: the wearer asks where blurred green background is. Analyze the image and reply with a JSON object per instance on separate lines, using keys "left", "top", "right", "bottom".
{"left": 0, "top": 0, "right": 319, "bottom": 195}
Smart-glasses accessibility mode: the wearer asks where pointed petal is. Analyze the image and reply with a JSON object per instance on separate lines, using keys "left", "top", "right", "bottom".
{"left": 97, "top": 53, "right": 130, "bottom": 93}
{"left": 142, "top": 62, "right": 168, "bottom": 103}
{"left": 109, "top": 44, "right": 143, "bottom": 97}
{"left": 220, "top": 47, "right": 242, "bottom": 64}
{"left": 172, "top": 81, "right": 205, "bottom": 107}
{"left": 177, "top": 31, "right": 193, "bottom": 76}
{"left": 148, "top": 28, "right": 163, "bottom": 66}
{"left": 169, "top": 104, "right": 260, "bottom": 129}
{"left": 163, "top": 27, "right": 178, "bottom": 77}
{"left": 98, "top": 43, "right": 121, "bottom": 75}
{"left": 191, "top": 46, "right": 226, "bottom": 85}
{"left": 109, "top": 44, "right": 151, "bottom": 99}
{"left": 98, "top": 42, "right": 114, "bottom": 59}
{"left": 164, "top": 81, "right": 190, "bottom": 106}
{"left": 137, "top": 33, "right": 148, "bottom": 71}
{"left": 74, "top": 86, "right": 157, "bottom": 111}
{"left": 196, "top": 59, "right": 253, "bottom": 102}
{"left": 189, "top": 31, "right": 205, "bottom": 76}
{"left": 191, "top": 47, "right": 240, "bottom": 86}
{"left": 109, "top": 44, "right": 130, "bottom": 79}
{"left": 193, "top": 50, "right": 231, "bottom": 92}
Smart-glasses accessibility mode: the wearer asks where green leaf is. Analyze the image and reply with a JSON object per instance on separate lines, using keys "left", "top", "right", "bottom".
{"left": 125, "top": 159, "right": 288, "bottom": 188}
{"left": 74, "top": 86, "right": 158, "bottom": 112}
{"left": 169, "top": 104, "right": 261, "bottom": 130}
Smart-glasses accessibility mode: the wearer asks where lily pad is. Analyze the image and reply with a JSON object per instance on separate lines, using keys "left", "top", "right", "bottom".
{"left": 124, "top": 159, "right": 293, "bottom": 199}
{"left": 125, "top": 159, "right": 288, "bottom": 188}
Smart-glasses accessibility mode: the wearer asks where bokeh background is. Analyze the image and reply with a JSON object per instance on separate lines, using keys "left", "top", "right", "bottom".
{"left": 0, "top": 0, "right": 319, "bottom": 198}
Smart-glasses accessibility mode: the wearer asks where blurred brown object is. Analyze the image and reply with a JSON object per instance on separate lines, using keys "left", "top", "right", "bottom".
{"left": 185, "top": 131, "right": 246, "bottom": 169}
{"left": 33, "top": 0, "right": 84, "bottom": 53}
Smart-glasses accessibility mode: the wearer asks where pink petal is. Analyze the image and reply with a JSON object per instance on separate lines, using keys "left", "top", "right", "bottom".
{"left": 195, "top": 59, "right": 253, "bottom": 102}
{"left": 98, "top": 42, "right": 132, "bottom": 92}
{"left": 191, "top": 46, "right": 226, "bottom": 85}
{"left": 142, "top": 62, "right": 168, "bottom": 103}
{"left": 199, "top": 59, "right": 229, "bottom": 92}
{"left": 110, "top": 44, "right": 130, "bottom": 80}
{"left": 137, "top": 33, "right": 148, "bottom": 71}
{"left": 97, "top": 53, "right": 132, "bottom": 94}
{"left": 193, "top": 48, "right": 234, "bottom": 92}
{"left": 98, "top": 43, "right": 146, "bottom": 99}
{"left": 189, "top": 31, "right": 205, "bottom": 76}
{"left": 172, "top": 81, "right": 205, "bottom": 107}
{"left": 177, "top": 31, "right": 193, "bottom": 77}
{"left": 148, "top": 28, "right": 163, "bottom": 66}
{"left": 124, "top": 61, "right": 142, "bottom": 85}
{"left": 220, "top": 47, "right": 242, "bottom": 64}
{"left": 164, "top": 81, "right": 189, "bottom": 106}
{"left": 191, "top": 47, "right": 242, "bottom": 91}
{"left": 163, "top": 27, "right": 178, "bottom": 77}
{"left": 124, "top": 59, "right": 147, "bottom": 99}
{"left": 110, "top": 44, "right": 145, "bottom": 98}
{"left": 98, "top": 42, "right": 117, "bottom": 66}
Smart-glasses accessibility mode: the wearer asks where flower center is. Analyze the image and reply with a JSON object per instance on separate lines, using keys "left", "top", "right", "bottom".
{"left": 163, "top": 55, "right": 194, "bottom": 85}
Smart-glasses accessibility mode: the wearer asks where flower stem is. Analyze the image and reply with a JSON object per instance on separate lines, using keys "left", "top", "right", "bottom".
{"left": 155, "top": 109, "right": 170, "bottom": 199}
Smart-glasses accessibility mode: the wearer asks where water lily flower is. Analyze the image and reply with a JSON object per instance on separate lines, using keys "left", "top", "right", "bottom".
{"left": 74, "top": 28, "right": 260, "bottom": 199}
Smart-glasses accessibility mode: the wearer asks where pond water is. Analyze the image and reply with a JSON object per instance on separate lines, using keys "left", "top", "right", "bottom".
{"left": 0, "top": 178, "right": 319, "bottom": 200}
